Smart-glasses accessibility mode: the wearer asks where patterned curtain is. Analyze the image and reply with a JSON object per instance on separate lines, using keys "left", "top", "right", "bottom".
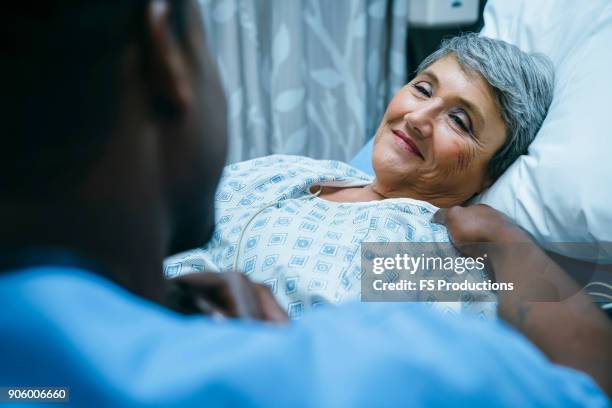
{"left": 199, "top": 0, "right": 409, "bottom": 163}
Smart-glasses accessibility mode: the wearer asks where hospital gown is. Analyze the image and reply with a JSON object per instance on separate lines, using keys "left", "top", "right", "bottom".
{"left": 165, "top": 155, "right": 496, "bottom": 319}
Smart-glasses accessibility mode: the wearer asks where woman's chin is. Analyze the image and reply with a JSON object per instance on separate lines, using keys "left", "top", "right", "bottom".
{"left": 373, "top": 152, "right": 420, "bottom": 179}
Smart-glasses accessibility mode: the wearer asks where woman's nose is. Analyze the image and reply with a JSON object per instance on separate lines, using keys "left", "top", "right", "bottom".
{"left": 403, "top": 98, "right": 444, "bottom": 140}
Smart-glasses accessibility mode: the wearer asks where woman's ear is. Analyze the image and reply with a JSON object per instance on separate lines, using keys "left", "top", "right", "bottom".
{"left": 143, "top": 0, "right": 193, "bottom": 120}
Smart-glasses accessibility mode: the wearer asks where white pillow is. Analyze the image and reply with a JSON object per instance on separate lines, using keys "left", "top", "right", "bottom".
{"left": 477, "top": 0, "right": 612, "bottom": 262}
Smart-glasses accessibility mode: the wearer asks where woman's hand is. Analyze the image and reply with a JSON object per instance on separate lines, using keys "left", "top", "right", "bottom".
{"left": 166, "top": 272, "right": 288, "bottom": 323}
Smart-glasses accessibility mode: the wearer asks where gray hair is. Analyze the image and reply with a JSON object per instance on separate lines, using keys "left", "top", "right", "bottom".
{"left": 417, "top": 33, "right": 554, "bottom": 181}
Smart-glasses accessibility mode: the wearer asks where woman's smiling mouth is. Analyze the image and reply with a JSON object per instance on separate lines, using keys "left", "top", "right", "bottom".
{"left": 391, "top": 129, "right": 424, "bottom": 159}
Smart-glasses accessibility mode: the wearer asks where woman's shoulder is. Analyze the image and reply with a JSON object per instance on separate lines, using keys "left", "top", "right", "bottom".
{"left": 223, "top": 155, "right": 371, "bottom": 180}
{"left": 225, "top": 154, "right": 311, "bottom": 171}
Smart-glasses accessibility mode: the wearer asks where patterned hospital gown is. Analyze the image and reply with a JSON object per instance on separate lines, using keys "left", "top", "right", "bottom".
{"left": 165, "top": 155, "right": 496, "bottom": 319}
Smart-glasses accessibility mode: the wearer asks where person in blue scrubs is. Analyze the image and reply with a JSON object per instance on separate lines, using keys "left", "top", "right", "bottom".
{"left": 0, "top": 1, "right": 609, "bottom": 406}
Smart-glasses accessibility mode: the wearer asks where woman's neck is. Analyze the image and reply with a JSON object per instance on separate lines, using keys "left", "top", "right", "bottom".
{"left": 369, "top": 179, "right": 467, "bottom": 208}
{"left": 314, "top": 182, "right": 466, "bottom": 207}
{"left": 313, "top": 184, "right": 384, "bottom": 203}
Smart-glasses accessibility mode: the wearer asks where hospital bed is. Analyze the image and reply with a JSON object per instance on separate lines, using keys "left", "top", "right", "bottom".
{"left": 350, "top": 0, "right": 612, "bottom": 314}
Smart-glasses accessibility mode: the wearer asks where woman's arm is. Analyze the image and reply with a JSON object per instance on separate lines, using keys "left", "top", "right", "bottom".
{"left": 434, "top": 205, "right": 612, "bottom": 395}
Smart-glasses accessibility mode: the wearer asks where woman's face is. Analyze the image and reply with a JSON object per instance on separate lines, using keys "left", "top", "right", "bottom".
{"left": 371, "top": 55, "right": 507, "bottom": 207}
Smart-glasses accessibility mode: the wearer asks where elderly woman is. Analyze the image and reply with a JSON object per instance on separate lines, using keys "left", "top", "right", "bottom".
{"left": 165, "top": 33, "right": 554, "bottom": 318}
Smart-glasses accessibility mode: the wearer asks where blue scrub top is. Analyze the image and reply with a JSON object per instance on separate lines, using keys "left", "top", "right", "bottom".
{"left": 0, "top": 265, "right": 607, "bottom": 407}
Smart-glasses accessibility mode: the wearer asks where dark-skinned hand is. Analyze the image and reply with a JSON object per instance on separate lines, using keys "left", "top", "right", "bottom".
{"left": 433, "top": 204, "right": 527, "bottom": 256}
{"left": 166, "top": 272, "right": 288, "bottom": 324}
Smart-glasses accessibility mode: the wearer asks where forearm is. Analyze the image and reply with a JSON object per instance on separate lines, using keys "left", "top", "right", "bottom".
{"left": 488, "top": 228, "right": 612, "bottom": 394}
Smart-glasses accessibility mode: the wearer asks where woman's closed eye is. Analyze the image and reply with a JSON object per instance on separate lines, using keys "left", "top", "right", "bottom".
{"left": 449, "top": 110, "right": 474, "bottom": 136}
{"left": 412, "top": 82, "right": 432, "bottom": 97}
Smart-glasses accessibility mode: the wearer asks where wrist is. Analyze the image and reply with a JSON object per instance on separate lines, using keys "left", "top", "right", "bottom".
{"left": 486, "top": 223, "right": 531, "bottom": 244}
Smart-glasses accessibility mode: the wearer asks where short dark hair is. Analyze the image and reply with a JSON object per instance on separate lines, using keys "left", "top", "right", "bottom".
{"left": 1, "top": 1, "right": 188, "bottom": 197}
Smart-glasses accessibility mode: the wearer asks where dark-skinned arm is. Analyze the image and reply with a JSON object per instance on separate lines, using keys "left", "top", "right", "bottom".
{"left": 435, "top": 204, "right": 612, "bottom": 396}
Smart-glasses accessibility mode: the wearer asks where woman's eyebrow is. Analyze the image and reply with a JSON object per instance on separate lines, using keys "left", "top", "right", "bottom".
{"left": 420, "top": 69, "right": 486, "bottom": 132}
{"left": 419, "top": 70, "right": 439, "bottom": 86}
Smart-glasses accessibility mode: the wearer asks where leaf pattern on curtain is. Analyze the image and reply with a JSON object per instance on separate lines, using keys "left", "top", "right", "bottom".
{"left": 199, "top": 0, "right": 409, "bottom": 163}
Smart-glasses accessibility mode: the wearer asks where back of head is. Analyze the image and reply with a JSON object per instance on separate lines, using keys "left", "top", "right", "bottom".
{"left": 417, "top": 33, "right": 555, "bottom": 181}
{"left": 1, "top": 1, "right": 187, "bottom": 198}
